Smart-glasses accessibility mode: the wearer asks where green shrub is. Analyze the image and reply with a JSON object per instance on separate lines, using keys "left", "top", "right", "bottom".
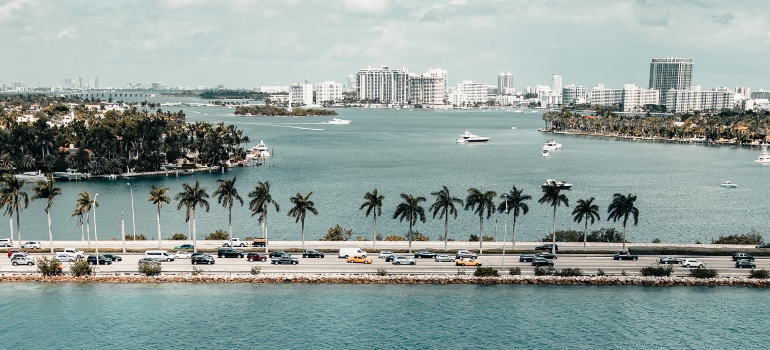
{"left": 384, "top": 235, "right": 406, "bottom": 241}
{"left": 509, "top": 267, "right": 521, "bottom": 275}
{"left": 690, "top": 268, "right": 719, "bottom": 279}
{"left": 556, "top": 268, "right": 583, "bottom": 277}
{"left": 597, "top": 269, "right": 606, "bottom": 276}
{"left": 410, "top": 231, "right": 429, "bottom": 242}
{"left": 621, "top": 270, "right": 628, "bottom": 276}
{"left": 36, "top": 256, "right": 62, "bottom": 276}
{"left": 712, "top": 231, "right": 763, "bottom": 245}
{"left": 474, "top": 267, "right": 499, "bottom": 277}
{"left": 376, "top": 267, "right": 388, "bottom": 276}
{"left": 652, "top": 238, "right": 662, "bottom": 244}
{"left": 469, "top": 234, "right": 479, "bottom": 242}
{"left": 169, "top": 233, "right": 187, "bottom": 240}
{"left": 125, "top": 234, "right": 147, "bottom": 241}
{"left": 191, "top": 266, "right": 202, "bottom": 276}
{"left": 138, "top": 261, "right": 162, "bottom": 276}
{"left": 205, "top": 229, "right": 229, "bottom": 240}
{"left": 534, "top": 266, "right": 555, "bottom": 276}
{"left": 749, "top": 269, "right": 770, "bottom": 279}
{"left": 250, "top": 266, "right": 261, "bottom": 275}
{"left": 541, "top": 228, "right": 623, "bottom": 243}
{"left": 482, "top": 235, "right": 494, "bottom": 242}
{"left": 70, "top": 258, "right": 93, "bottom": 277}
{"left": 640, "top": 265, "right": 673, "bottom": 277}
{"left": 541, "top": 229, "right": 582, "bottom": 242}
{"left": 321, "top": 224, "right": 353, "bottom": 241}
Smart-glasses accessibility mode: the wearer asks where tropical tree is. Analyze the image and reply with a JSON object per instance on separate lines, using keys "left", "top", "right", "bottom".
{"left": 174, "top": 180, "right": 210, "bottom": 253}
{"left": 607, "top": 193, "right": 639, "bottom": 252}
{"left": 213, "top": 176, "right": 243, "bottom": 240}
{"left": 429, "top": 186, "right": 463, "bottom": 251}
{"left": 30, "top": 175, "right": 62, "bottom": 253}
{"left": 74, "top": 191, "right": 97, "bottom": 248}
{"left": 147, "top": 185, "right": 170, "bottom": 248}
{"left": 538, "top": 181, "right": 569, "bottom": 254}
{"left": 248, "top": 181, "right": 279, "bottom": 253}
{"left": 498, "top": 185, "right": 530, "bottom": 251}
{"left": 71, "top": 206, "right": 85, "bottom": 242}
{"left": 465, "top": 187, "right": 497, "bottom": 253}
{"left": 572, "top": 197, "right": 601, "bottom": 252}
{"left": 392, "top": 193, "right": 426, "bottom": 253}
{"left": 0, "top": 174, "right": 29, "bottom": 246}
{"left": 359, "top": 189, "right": 384, "bottom": 250}
{"left": 287, "top": 192, "right": 318, "bottom": 250}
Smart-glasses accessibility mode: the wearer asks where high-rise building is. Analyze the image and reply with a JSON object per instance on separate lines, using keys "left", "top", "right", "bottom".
{"left": 649, "top": 58, "right": 693, "bottom": 104}
{"left": 315, "top": 81, "right": 343, "bottom": 103}
{"left": 409, "top": 68, "right": 447, "bottom": 105}
{"left": 356, "top": 65, "right": 410, "bottom": 104}
{"left": 497, "top": 71, "right": 514, "bottom": 95}
{"left": 290, "top": 82, "right": 313, "bottom": 106}
{"left": 665, "top": 87, "right": 734, "bottom": 113}
{"left": 735, "top": 86, "right": 751, "bottom": 98}
{"left": 751, "top": 90, "right": 770, "bottom": 99}
{"left": 89, "top": 78, "right": 99, "bottom": 89}
{"left": 621, "top": 84, "right": 660, "bottom": 112}
{"left": 562, "top": 85, "right": 587, "bottom": 106}
{"left": 551, "top": 75, "right": 563, "bottom": 105}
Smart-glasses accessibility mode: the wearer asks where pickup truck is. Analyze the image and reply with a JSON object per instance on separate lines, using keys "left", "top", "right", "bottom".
{"left": 222, "top": 238, "right": 249, "bottom": 247}
{"left": 252, "top": 237, "right": 267, "bottom": 247}
{"left": 64, "top": 248, "right": 85, "bottom": 258}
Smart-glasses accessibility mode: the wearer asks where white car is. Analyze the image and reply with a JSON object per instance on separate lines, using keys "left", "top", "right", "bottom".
{"left": 378, "top": 251, "right": 393, "bottom": 258}
{"left": 680, "top": 259, "right": 705, "bottom": 268}
{"left": 21, "top": 241, "right": 41, "bottom": 249}
{"left": 63, "top": 248, "right": 85, "bottom": 258}
{"left": 434, "top": 254, "right": 455, "bottom": 262}
{"left": 55, "top": 252, "right": 77, "bottom": 262}
{"left": 12, "top": 255, "right": 35, "bottom": 266}
{"left": 174, "top": 251, "right": 192, "bottom": 259}
{"left": 0, "top": 238, "right": 12, "bottom": 247}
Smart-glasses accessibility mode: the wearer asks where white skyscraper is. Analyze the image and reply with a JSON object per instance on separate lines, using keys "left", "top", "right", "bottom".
{"left": 290, "top": 82, "right": 313, "bottom": 106}
{"left": 356, "top": 65, "right": 410, "bottom": 104}
{"left": 409, "top": 68, "right": 447, "bottom": 105}
{"left": 649, "top": 57, "right": 693, "bottom": 105}
{"left": 551, "top": 75, "right": 563, "bottom": 105}
{"left": 498, "top": 71, "right": 514, "bottom": 94}
{"left": 315, "top": 81, "right": 344, "bottom": 103}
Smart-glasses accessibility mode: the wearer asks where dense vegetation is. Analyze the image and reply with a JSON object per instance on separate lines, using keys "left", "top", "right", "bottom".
{"left": 199, "top": 90, "right": 267, "bottom": 100}
{"left": 540, "top": 228, "right": 623, "bottom": 243}
{"left": 640, "top": 265, "right": 673, "bottom": 277}
{"left": 712, "top": 232, "right": 763, "bottom": 245}
{"left": 234, "top": 105, "right": 337, "bottom": 116}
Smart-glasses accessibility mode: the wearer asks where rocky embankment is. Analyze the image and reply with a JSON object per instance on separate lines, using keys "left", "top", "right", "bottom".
{"left": 2, "top": 273, "right": 769, "bottom": 287}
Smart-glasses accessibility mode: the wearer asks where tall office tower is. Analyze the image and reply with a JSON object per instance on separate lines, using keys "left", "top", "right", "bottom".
{"left": 551, "top": 75, "right": 563, "bottom": 105}
{"left": 649, "top": 58, "right": 693, "bottom": 104}
{"left": 356, "top": 65, "right": 410, "bottom": 104}
{"left": 409, "top": 68, "right": 447, "bottom": 105}
{"left": 497, "top": 71, "right": 513, "bottom": 94}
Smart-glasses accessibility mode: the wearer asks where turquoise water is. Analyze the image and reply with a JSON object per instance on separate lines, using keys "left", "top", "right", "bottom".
{"left": 0, "top": 283, "right": 766, "bottom": 348}
{"left": 10, "top": 97, "right": 769, "bottom": 244}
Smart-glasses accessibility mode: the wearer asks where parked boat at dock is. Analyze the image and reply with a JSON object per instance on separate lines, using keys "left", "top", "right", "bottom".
{"left": 14, "top": 171, "right": 47, "bottom": 181}
{"left": 53, "top": 168, "right": 86, "bottom": 180}
{"left": 755, "top": 144, "right": 770, "bottom": 164}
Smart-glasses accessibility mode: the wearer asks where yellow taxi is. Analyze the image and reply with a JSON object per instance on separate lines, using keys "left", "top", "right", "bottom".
{"left": 455, "top": 258, "right": 482, "bottom": 266}
{"left": 346, "top": 255, "right": 373, "bottom": 264}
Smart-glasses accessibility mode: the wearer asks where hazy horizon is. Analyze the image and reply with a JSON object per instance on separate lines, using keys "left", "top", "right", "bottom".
{"left": 2, "top": 0, "right": 769, "bottom": 90}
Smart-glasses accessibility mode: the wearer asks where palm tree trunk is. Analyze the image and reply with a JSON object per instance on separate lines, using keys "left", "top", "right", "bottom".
{"left": 301, "top": 219, "right": 305, "bottom": 250}
{"left": 479, "top": 216, "right": 483, "bottom": 254}
{"left": 622, "top": 222, "right": 627, "bottom": 252}
{"left": 192, "top": 210, "right": 197, "bottom": 253}
{"left": 47, "top": 209, "right": 53, "bottom": 253}
{"left": 86, "top": 211, "right": 91, "bottom": 248}
{"left": 502, "top": 212, "right": 508, "bottom": 270}
{"left": 16, "top": 208, "right": 21, "bottom": 245}
{"left": 157, "top": 206, "right": 162, "bottom": 249}
{"left": 262, "top": 211, "right": 268, "bottom": 253}
{"left": 8, "top": 216, "right": 13, "bottom": 247}
{"left": 228, "top": 207, "right": 232, "bottom": 240}
{"left": 373, "top": 214, "right": 377, "bottom": 251}
{"left": 80, "top": 219, "right": 84, "bottom": 241}
{"left": 512, "top": 216, "right": 518, "bottom": 251}
{"left": 551, "top": 206, "right": 556, "bottom": 255}
{"left": 444, "top": 215, "right": 448, "bottom": 252}
{"left": 408, "top": 221, "right": 413, "bottom": 253}
{"left": 583, "top": 218, "right": 588, "bottom": 252}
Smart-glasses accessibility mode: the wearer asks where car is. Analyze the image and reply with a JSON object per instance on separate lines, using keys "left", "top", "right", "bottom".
{"left": 247, "top": 252, "right": 268, "bottom": 262}
{"left": 680, "top": 259, "right": 705, "bottom": 268}
{"left": 613, "top": 252, "right": 638, "bottom": 260}
{"left": 455, "top": 258, "right": 482, "bottom": 266}
{"left": 217, "top": 248, "right": 244, "bottom": 258}
{"left": 11, "top": 255, "right": 35, "bottom": 266}
{"left": 86, "top": 255, "right": 112, "bottom": 265}
{"left": 269, "top": 250, "right": 286, "bottom": 258}
{"left": 385, "top": 253, "right": 406, "bottom": 262}
{"left": 8, "top": 250, "right": 27, "bottom": 258}
{"left": 732, "top": 253, "right": 755, "bottom": 261}
{"left": 535, "top": 243, "right": 558, "bottom": 251}
{"left": 63, "top": 248, "right": 85, "bottom": 258}
{"left": 222, "top": 238, "right": 249, "bottom": 247}
{"left": 191, "top": 255, "right": 215, "bottom": 265}
{"left": 378, "top": 251, "right": 393, "bottom": 258}
{"left": 455, "top": 250, "right": 477, "bottom": 259}
{"left": 20, "top": 241, "right": 41, "bottom": 249}
{"left": 536, "top": 252, "right": 558, "bottom": 259}
{"left": 413, "top": 250, "right": 437, "bottom": 259}
{"left": 519, "top": 254, "right": 536, "bottom": 262}
{"left": 174, "top": 251, "right": 192, "bottom": 259}
{"left": 302, "top": 250, "right": 325, "bottom": 258}
{"left": 55, "top": 252, "right": 77, "bottom": 262}
{"left": 190, "top": 252, "right": 208, "bottom": 261}
{"left": 756, "top": 243, "right": 770, "bottom": 249}
{"left": 531, "top": 257, "right": 554, "bottom": 267}
{"left": 659, "top": 256, "right": 681, "bottom": 264}
{"left": 434, "top": 254, "right": 455, "bottom": 262}
{"left": 272, "top": 254, "right": 299, "bottom": 265}
{"left": 174, "top": 244, "right": 194, "bottom": 250}
{"left": 735, "top": 260, "right": 757, "bottom": 268}
{"left": 0, "top": 238, "right": 12, "bottom": 247}
{"left": 392, "top": 256, "right": 416, "bottom": 265}
{"left": 139, "top": 258, "right": 161, "bottom": 265}
{"left": 346, "top": 255, "right": 373, "bottom": 264}
{"left": 101, "top": 254, "right": 122, "bottom": 262}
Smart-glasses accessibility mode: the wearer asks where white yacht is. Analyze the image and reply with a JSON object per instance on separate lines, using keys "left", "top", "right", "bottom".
{"left": 720, "top": 181, "right": 738, "bottom": 188}
{"left": 327, "top": 118, "right": 351, "bottom": 125}
{"left": 53, "top": 168, "right": 86, "bottom": 180}
{"left": 543, "top": 139, "right": 563, "bottom": 151}
{"left": 541, "top": 179, "right": 573, "bottom": 189}
{"left": 455, "top": 131, "right": 490, "bottom": 143}
{"left": 755, "top": 144, "right": 770, "bottom": 164}
{"left": 14, "top": 171, "right": 47, "bottom": 181}
{"left": 246, "top": 140, "right": 271, "bottom": 159}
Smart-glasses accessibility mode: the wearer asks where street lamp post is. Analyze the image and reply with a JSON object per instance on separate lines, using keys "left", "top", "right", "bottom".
{"left": 127, "top": 183, "right": 136, "bottom": 240}
{"left": 93, "top": 193, "right": 99, "bottom": 269}
{"left": 502, "top": 196, "right": 508, "bottom": 270}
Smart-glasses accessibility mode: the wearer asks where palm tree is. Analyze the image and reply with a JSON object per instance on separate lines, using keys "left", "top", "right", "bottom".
{"left": 71, "top": 206, "right": 84, "bottom": 242}
{"left": 213, "top": 176, "right": 243, "bottom": 240}
{"left": 74, "top": 191, "right": 97, "bottom": 248}
{"left": 0, "top": 174, "right": 29, "bottom": 246}
{"left": 359, "top": 189, "right": 384, "bottom": 250}
{"left": 538, "top": 181, "right": 569, "bottom": 255}
{"left": 248, "top": 181, "right": 279, "bottom": 253}
{"left": 465, "top": 187, "right": 497, "bottom": 254}
{"left": 392, "top": 193, "right": 426, "bottom": 253}
{"left": 498, "top": 185, "right": 530, "bottom": 251}
{"left": 147, "top": 185, "right": 170, "bottom": 248}
{"left": 30, "top": 175, "right": 62, "bottom": 253}
{"left": 174, "top": 180, "right": 210, "bottom": 253}
{"left": 607, "top": 193, "right": 639, "bottom": 252}
{"left": 572, "top": 197, "right": 600, "bottom": 252}
{"left": 429, "top": 186, "right": 463, "bottom": 251}
{"left": 287, "top": 192, "right": 318, "bottom": 250}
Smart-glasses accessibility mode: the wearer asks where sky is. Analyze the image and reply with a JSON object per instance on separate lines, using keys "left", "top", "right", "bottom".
{"left": 1, "top": 0, "right": 769, "bottom": 90}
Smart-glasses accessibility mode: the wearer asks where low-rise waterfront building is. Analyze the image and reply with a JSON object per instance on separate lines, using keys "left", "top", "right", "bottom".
{"left": 665, "top": 87, "right": 735, "bottom": 113}
{"left": 621, "top": 84, "right": 660, "bottom": 112}
{"left": 589, "top": 83, "right": 623, "bottom": 107}
{"left": 562, "top": 84, "right": 587, "bottom": 106}
{"left": 315, "top": 81, "right": 343, "bottom": 103}
{"left": 290, "top": 82, "right": 313, "bottom": 106}
{"left": 449, "top": 80, "right": 489, "bottom": 106}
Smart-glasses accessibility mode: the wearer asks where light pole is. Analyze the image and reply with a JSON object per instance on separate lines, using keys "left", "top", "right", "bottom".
{"left": 502, "top": 195, "right": 509, "bottom": 270}
{"left": 93, "top": 193, "right": 99, "bottom": 269}
{"left": 127, "top": 183, "right": 136, "bottom": 240}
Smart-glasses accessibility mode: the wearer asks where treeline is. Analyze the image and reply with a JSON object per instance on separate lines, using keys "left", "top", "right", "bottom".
{"left": 199, "top": 90, "right": 268, "bottom": 100}
{"left": 234, "top": 105, "right": 337, "bottom": 116}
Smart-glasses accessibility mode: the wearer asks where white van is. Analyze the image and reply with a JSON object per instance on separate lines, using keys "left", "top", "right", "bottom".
{"left": 0, "top": 238, "right": 12, "bottom": 247}
{"left": 145, "top": 250, "right": 176, "bottom": 262}
{"left": 338, "top": 248, "right": 367, "bottom": 258}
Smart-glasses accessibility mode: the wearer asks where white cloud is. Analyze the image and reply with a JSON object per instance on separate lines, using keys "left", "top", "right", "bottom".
{"left": 158, "top": 0, "right": 210, "bottom": 10}
{"left": 342, "top": 0, "right": 387, "bottom": 14}
{"left": 0, "top": 0, "right": 33, "bottom": 22}
{"left": 57, "top": 26, "right": 74, "bottom": 39}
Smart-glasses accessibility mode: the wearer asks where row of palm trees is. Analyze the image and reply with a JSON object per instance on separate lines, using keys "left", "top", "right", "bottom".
{"left": 0, "top": 175, "right": 639, "bottom": 255}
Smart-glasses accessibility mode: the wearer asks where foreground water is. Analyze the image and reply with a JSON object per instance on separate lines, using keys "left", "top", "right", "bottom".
{"left": 11, "top": 96, "right": 770, "bottom": 244}
{"left": 0, "top": 283, "right": 765, "bottom": 348}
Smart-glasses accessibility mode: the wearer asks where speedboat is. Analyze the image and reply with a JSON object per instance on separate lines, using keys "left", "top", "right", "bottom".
{"left": 755, "top": 144, "right": 770, "bottom": 164}
{"left": 327, "top": 118, "right": 351, "bottom": 125}
{"left": 456, "top": 131, "right": 490, "bottom": 143}
{"left": 543, "top": 139, "right": 562, "bottom": 151}
{"left": 246, "top": 140, "right": 270, "bottom": 159}
{"left": 541, "top": 179, "right": 573, "bottom": 189}
{"left": 53, "top": 168, "right": 86, "bottom": 180}
{"left": 542, "top": 148, "right": 550, "bottom": 157}
{"left": 720, "top": 181, "right": 738, "bottom": 188}
{"left": 14, "top": 171, "right": 47, "bottom": 181}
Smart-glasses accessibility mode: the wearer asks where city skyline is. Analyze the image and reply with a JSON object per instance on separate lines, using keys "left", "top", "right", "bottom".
{"left": 1, "top": 0, "right": 769, "bottom": 89}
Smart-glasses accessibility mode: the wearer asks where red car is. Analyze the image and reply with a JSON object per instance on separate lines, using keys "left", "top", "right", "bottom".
{"left": 8, "top": 250, "right": 26, "bottom": 258}
{"left": 247, "top": 252, "right": 268, "bottom": 262}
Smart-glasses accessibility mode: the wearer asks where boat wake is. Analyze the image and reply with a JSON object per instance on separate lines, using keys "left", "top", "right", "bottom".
{"left": 233, "top": 121, "right": 325, "bottom": 131}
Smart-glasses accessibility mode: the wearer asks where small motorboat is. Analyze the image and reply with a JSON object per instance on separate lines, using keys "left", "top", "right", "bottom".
{"left": 327, "top": 118, "right": 351, "bottom": 125}
{"left": 14, "top": 171, "right": 47, "bottom": 181}
{"left": 541, "top": 179, "right": 573, "bottom": 189}
{"left": 456, "top": 131, "right": 490, "bottom": 143}
{"left": 720, "top": 181, "right": 738, "bottom": 188}
{"left": 755, "top": 144, "right": 770, "bottom": 164}
{"left": 542, "top": 148, "right": 550, "bottom": 157}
